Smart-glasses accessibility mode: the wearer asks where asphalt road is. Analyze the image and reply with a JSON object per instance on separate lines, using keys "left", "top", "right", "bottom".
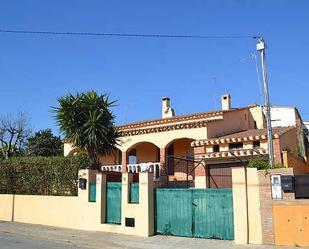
{"left": 0, "top": 221, "right": 306, "bottom": 249}
{"left": 0, "top": 232, "right": 86, "bottom": 249}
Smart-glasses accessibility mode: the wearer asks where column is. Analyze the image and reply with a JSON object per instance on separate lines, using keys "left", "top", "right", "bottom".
{"left": 194, "top": 146, "right": 208, "bottom": 188}
{"left": 159, "top": 148, "right": 167, "bottom": 183}
{"left": 121, "top": 151, "right": 128, "bottom": 173}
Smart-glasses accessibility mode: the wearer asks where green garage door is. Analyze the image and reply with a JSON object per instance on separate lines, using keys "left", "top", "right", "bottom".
{"left": 155, "top": 188, "right": 234, "bottom": 240}
{"left": 106, "top": 182, "right": 122, "bottom": 224}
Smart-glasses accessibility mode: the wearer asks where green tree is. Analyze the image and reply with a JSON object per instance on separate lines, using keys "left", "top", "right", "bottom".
{"left": 27, "top": 129, "right": 63, "bottom": 156}
{"left": 52, "top": 91, "right": 119, "bottom": 168}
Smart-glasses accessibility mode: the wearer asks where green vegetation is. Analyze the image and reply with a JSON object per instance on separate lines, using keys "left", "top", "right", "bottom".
{"left": 0, "top": 155, "right": 90, "bottom": 196}
{"left": 52, "top": 91, "right": 119, "bottom": 168}
{"left": 27, "top": 129, "right": 63, "bottom": 156}
{"left": 248, "top": 159, "right": 285, "bottom": 170}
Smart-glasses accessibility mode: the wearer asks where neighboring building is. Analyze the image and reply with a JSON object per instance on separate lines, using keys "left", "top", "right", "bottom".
{"left": 271, "top": 106, "right": 308, "bottom": 160}
{"left": 304, "top": 121, "right": 309, "bottom": 140}
{"left": 64, "top": 94, "right": 309, "bottom": 187}
{"left": 270, "top": 106, "right": 299, "bottom": 127}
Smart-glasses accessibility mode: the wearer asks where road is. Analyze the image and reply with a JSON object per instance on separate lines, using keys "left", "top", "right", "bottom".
{"left": 0, "top": 221, "right": 305, "bottom": 249}
{"left": 0, "top": 232, "right": 85, "bottom": 249}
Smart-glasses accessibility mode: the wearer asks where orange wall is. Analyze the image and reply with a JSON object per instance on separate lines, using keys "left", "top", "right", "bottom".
{"left": 273, "top": 205, "right": 309, "bottom": 247}
{"left": 207, "top": 109, "right": 252, "bottom": 139}
{"left": 173, "top": 138, "right": 193, "bottom": 158}
{"left": 136, "top": 143, "right": 159, "bottom": 163}
{"left": 279, "top": 128, "right": 298, "bottom": 154}
{"left": 99, "top": 151, "right": 119, "bottom": 165}
{"left": 285, "top": 152, "right": 309, "bottom": 175}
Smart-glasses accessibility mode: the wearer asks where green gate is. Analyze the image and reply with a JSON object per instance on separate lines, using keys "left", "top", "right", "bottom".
{"left": 155, "top": 188, "right": 234, "bottom": 240}
{"left": 106, "top": 182, "right": 122, "bottom": 224}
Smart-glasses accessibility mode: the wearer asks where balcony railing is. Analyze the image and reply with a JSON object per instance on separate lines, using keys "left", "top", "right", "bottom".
{"left": 201, "top": 148, "right": 268, "bottom": 159}
{"left": 101, "top": 162, "right": 161, "bottom": 179}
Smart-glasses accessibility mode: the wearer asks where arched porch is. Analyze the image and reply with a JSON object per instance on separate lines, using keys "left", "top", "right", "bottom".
{"left": 126, "top": 142, "right": 160, "bottom": 175}
{"left": 164, "top": 138, "right": 195, "bottom": 182}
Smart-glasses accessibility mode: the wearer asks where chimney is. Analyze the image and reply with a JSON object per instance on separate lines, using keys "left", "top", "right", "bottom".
{"left": 162, "top": 97, "right": 175, "bottom": 118}
{"left": 221, "top": 94, "right": 231, "bottom": 110}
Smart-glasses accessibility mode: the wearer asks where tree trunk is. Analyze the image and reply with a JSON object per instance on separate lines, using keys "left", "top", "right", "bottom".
{"left": 5, "top": 150, "right": 9, "bottom": 159}
{"left": 87, "top": 148, "right": 99, "bottom": 169}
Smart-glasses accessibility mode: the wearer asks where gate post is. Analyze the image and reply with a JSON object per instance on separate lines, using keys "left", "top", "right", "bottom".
{"left": 78, "top": 169, "right": 98, "bottom": 202}
{"left": 232, "top": 167, "right": 263, "bottom": 245}
{"left": 121, "top": 172, "right": 154, "bottom": 236}
{"left": 96, "top": 172, "right": 107, "bottom": 224}
{"left": 246, "top": 168, "right": 262, "bottom": 244}
{"left": 139, "top": 172, "right": 154, "bottom": 236}
{"left": 232, "top": 167, "right": 248, "bottom": 244}
{"left": 121, "top": 172, "right": 133, "bottom": 206}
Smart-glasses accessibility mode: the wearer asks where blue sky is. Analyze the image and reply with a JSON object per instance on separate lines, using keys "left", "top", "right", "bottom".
{"left": 0, "top": 1, "right": 308, "bottom": 135}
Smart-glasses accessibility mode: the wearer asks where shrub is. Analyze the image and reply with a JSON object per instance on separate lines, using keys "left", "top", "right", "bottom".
{"left": 0, "top": 155, "right": 90, "bottom": 196}
{"left": 248, "top": 159, "right": 270, "bottom": 170}
{"left": 248, "top": 159, "right": 285, "bottom": 170}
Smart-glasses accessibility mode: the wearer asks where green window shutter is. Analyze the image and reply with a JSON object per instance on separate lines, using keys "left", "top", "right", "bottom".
{"left": 89, "top": 183, "right": 96, "bottom": 202}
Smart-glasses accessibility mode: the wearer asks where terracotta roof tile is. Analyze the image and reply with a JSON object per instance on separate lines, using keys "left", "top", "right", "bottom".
{"left": 218, "top": 126, "right": 294, "bottom": 140}
{"left": 192, "top": 126, "right": 295, "bottom": 147}
{"left": 117, "top": 106, "right": 252, "bottom": 130}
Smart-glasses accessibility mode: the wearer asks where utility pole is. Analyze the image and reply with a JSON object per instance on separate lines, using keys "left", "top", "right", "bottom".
{"left": 257, "top": 37, "right": 275, "bottom": 167}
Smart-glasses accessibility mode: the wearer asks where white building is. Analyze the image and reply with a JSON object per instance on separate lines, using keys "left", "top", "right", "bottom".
{"left": 270, "top": 106, "right": 300, "bottom": 127}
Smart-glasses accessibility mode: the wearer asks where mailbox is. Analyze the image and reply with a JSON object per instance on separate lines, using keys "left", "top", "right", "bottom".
{"left": 79, "top": 178, "right": 87, "bottom": 190}
{"left": 125, "top": 217, "right": 135, "bottom": 227}
{"left": 281, "top": 175, "right": 294, "bottom": 192}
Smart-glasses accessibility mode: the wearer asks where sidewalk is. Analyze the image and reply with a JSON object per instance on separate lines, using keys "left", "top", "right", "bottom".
{"left": 0, "top": 221, "right": 304, "bottom": 249}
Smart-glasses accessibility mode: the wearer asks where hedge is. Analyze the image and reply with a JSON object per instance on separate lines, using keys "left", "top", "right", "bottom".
{"left": 248, "top": 159, "right": 285, "bottom": 170}
{"left": 0, "top": 155, "right": 90, "bottom": 196}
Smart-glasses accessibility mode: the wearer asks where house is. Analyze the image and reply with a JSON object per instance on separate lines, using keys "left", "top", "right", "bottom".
{"left": 64, "top": 94, "right": 309, "bottom": 187}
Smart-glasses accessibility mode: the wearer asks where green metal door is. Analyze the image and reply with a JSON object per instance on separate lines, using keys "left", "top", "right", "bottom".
{"left": 155, "top": 189, "right": 193, "bottom": 237}
{"left": 155, "top": 188, "right": 234, "bottom": 240}
{"left": 193, "top": 189, "right": 234, "bottom": 240}
{"left": 106, "top": 182, "right": 122, "bottom": 224}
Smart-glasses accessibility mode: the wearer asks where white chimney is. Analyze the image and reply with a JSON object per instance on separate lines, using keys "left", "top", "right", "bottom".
{"left": 221, "top": 94, "right": 231, "bottom": 111}
{"left": 162, "top": 97, "right": 175, "bottom": 118}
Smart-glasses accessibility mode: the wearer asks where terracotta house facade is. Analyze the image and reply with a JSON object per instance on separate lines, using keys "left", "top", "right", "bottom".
{"left": 64, "top": 94, "right": 309, "bottom": 187}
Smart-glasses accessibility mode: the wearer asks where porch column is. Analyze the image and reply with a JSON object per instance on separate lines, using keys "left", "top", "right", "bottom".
{"left": 159, "top": 148, "right": 168, "bottom": 182}
{"left": 194, "top": 145, "right": 208, "bottom": 188}
{"left": 121, "top": 151, "right": 128, "bottom": 173}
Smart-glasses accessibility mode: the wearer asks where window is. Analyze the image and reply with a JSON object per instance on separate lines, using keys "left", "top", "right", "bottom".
{"left": 229, "top": 142, "right": 243, "bottom": 150}
{"left": 128, "top": 149, "right": 137, "bottom": 164}
{"left": 253, "top": 141, "right": 260, "bottom": 148}
{"left": 213, "top": 145, "right": 220, "bottom": 152}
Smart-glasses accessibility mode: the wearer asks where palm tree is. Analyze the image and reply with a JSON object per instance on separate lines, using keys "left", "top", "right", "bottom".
{"left": 53, "top": 91, "right": 119, "bottom": 168}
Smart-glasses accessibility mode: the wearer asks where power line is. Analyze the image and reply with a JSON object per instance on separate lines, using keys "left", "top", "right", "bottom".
{"left": 0, "top": 28, "right": 258, "bottom": 39}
